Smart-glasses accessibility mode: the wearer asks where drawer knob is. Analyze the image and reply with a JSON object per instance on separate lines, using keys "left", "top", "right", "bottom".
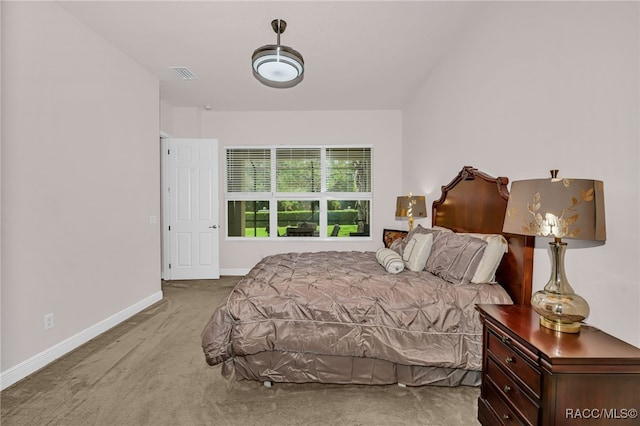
{"left": 501, "top": 335, "right": 510, "bottom": 344}
{"left": 502, "top": 414, "right": 510, "bottom": 421}
{"left": 503, "top": 385, "right": 512, "bottom": 393}
{"left": 505, "top": 356, "right": 514, "bottom": 363}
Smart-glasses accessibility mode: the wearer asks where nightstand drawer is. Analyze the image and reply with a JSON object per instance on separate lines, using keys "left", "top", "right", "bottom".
{"left": 486, "top": 357, "right": 539, "bottom": 425}
{"left": 485, "top": 380, "right": 524, "bottom": 425}
{"left": 487, "top": 329, "right": 541, "bottom": 396}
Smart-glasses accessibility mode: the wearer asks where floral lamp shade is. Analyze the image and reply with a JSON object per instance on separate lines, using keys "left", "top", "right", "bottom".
{"left": 503, "top": 176, "right": 606, "bottom": 241}
{"left": 503, "top": 171, "right": 606, "bottom": 333}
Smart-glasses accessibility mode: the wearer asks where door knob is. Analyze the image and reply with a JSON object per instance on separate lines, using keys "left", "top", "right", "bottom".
{"left": 209, "top": 225, "right": 218, "bottom": 229}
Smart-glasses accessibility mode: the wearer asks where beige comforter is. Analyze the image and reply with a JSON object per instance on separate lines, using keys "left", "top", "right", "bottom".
{"left": 201, "top": 251, "right": 512, "bottom": 374}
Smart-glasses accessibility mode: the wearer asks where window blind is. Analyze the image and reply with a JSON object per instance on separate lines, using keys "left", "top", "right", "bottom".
{"left": 276, "top": 148, "right": 321, "bottom": 193}
{"left": 326, "top": 147, "right": 371, "bottom": 192}
{"left": 226, "top": 148, "right": 271, "bottom": 192}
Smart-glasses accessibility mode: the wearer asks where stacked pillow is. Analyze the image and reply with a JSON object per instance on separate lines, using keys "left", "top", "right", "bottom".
{"left": 402, "top": 233, "right": 433, "bottom": 272}
{"left": 425, "top": 230, "right": 487, "bottom": 285}
{"left": 458, "top": 233, "right": 508, "bottom": 283}
{"left": 382, "top": 229, "right": 408, "bottom": 248}
{"left": 377, "top": 224, "right": 508, "bottom": 285}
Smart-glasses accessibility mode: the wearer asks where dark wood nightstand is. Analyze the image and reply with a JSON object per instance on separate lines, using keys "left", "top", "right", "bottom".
{"left": 476, "top": 304, "right": 640, "bottom": 426}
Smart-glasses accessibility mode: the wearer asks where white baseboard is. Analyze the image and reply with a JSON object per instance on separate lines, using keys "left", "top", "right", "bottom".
{"left": 0, "top": 290, "right": 163, "bottom": 391}
{"left": 220, "top": 268, "right": 250, "bottom": 276}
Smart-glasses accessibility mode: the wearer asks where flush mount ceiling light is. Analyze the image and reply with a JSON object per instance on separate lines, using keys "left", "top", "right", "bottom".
{"left": 252, "top": 19, "right": 304, "bottom": 88}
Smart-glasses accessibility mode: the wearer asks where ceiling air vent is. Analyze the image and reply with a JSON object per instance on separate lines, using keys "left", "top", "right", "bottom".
{"left": 169, "top": 67, "right": 197, "bottom": 80}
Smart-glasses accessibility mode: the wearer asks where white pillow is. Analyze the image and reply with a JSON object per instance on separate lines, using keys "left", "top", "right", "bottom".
{"left": 458, "top": 233, "right": 508, "bottom": 283}
{"left": 402, "top": 233, "right": 434, "bottom": 272}
{"left": 376, "top": 248, "right": 405, "bottom": 274}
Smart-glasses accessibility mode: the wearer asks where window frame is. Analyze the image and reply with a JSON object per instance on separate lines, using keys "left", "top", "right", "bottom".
{"left": 224, "top": 145, "right": 373, "bottom": 240}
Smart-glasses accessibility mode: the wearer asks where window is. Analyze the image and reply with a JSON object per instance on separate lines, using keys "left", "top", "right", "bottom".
{"left": 225, "top": 146, "right": 372, "bottom": 239}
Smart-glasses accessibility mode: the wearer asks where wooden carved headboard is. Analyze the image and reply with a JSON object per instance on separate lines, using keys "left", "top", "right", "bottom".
{"left": 432, "top": 166, "right": 534, "bottom": 305}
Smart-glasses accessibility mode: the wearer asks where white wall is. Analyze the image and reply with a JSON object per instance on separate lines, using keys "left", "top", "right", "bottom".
{"left": 1, "top": 2, "right": 162, "bottom": 387}
{"left": 0, "top": 0, "right": 3, "bottom": 377}
{"left": 165, "top": 108, "right": 403, "bottom": 272}
{"left": 402, "top": 2, "right": 639, "bottom": 345}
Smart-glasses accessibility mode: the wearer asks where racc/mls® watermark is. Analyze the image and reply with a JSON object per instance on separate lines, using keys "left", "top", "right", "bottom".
{"left": 565, "top": 408, "right": 638, "bottom": 420}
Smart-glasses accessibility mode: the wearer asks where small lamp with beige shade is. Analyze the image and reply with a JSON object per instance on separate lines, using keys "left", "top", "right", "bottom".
{"left": 395, "top": 193, "right": 427, "bottom": 231}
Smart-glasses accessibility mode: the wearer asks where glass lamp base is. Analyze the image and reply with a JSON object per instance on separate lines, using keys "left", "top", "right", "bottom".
{"left": 531, "top": 287, "right": 590, "bottom": 333}
{"left": 531, "top": 240, "right": 590, "bottom": 334}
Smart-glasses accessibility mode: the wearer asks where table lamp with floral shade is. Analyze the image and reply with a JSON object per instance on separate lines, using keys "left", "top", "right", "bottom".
{"left": 502, "top": 170, "right": 606, "bottom": 333}
{"left": 395, "top": 193, "right": 427, "bottom": 231}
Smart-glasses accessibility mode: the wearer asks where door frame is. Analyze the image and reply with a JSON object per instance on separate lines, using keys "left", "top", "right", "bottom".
{"left": 160, "top": 134, "right": 171, "bottom": 279}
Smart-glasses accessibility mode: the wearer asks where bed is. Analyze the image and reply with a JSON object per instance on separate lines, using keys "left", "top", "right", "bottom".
{"left": 201, "top": 166, "right": 534, "bottom": 387}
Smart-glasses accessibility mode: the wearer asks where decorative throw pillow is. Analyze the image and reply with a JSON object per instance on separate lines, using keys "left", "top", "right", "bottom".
{"left": 426, "top": 232, "right": 487, "bottom": 284}
{"left": 382, "top": 229, "right": 408, "bottom": 248}
{"left": 405, "top": 224, "right": 441, "bottom": 241}
{"left": 402, "top": 233, "right": 434, "bottom": 272}
{"left": 431, "top": 225, "right": 453, "bottom": 233}
{"left": 389, "top": 238, "right": 405, "bottom": 257}
{"left": 376, "top": 247, "right": 405, "bottom": 274}
{"left": 390, "top": 224, "right": 441, "bottom": 258}
{"left": 458, "top": 233, "right": 509, "bottom": 284}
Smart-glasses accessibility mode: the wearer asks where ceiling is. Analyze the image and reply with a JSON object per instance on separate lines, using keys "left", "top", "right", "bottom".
{"left": 58, "top": 1, "right": 487, "bottom": 111}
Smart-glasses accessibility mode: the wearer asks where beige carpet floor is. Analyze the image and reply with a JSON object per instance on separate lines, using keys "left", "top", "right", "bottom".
{"left": 1, "top": 278, "right": 481, "bottom": 426}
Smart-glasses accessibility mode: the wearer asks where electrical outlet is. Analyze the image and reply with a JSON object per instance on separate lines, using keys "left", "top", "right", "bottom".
{"left": 44, "top": 313, "right": 54, "bottom": 330}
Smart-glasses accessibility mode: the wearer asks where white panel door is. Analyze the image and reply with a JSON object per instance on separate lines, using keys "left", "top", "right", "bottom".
{"left": 164, "top": 138, "right": 219, "bottom": 279}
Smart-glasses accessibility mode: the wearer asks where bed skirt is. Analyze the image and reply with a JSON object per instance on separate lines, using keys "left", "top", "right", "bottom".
{"left": 223, "top": 351, "right": 481, "bottom": 387}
